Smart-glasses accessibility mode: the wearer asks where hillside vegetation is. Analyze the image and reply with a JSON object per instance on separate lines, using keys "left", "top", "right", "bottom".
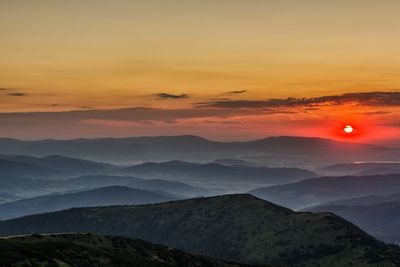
{"left": 0, "top": 194, "right": 399, "bottom": 266}
{"left": 0, "top": 233, "right": 246, "bottom": 267}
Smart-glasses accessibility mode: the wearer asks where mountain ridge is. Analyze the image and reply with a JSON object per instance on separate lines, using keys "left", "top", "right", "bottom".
{"left": 0, "top": 194, "right": 399, "bottom": 266}
{"left": 0, "top": 135, "right": 393, "bottom": 165}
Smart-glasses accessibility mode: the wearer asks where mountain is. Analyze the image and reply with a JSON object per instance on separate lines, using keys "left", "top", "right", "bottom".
{"left": 0, "top": 194, "right": 399, "bottom": 266}
{"left": 312, "top": 192, "right": 400, "bottom": 207}
{"left": 60, "top": 175, "right": 209, "bottom": 198}
{"left": 249, "top": 174, "right": 400, "bottom": 210}
{"left": 125, "top": 178, "right": 210, "bottom": 197}
{"left": 0, "top": 154, "right": 118, "bottom": 179}
{"left": 0, "top": 192, "right": 19, "bottom": 204}
{"left": 213, "top": 158, "right": 257, "bottom": 166}
{"left": 0, "top": 135, "right": 394, "bottom": 166}
{"left": 307, "top": 202, "right": 400, "bottom": 245}
{"left": 0, "top": 174, "right": 208, "bottom": 199}
{"left": 321, "top": 162, "right": 400, "bottom": 176}
{"left": 0, "top": 233, "right": 245, "bottom": 267}
{"left": 123, "top": 160, "right": 316, "bottom": 185}
{"left": 0, "top": 159, "right": 65, "bottom": 179}
{"left": 0, "top": 154, "right": 115, "bottom": 175}
{"left": 0, "top": 185, "right": 178, "bottom": 220}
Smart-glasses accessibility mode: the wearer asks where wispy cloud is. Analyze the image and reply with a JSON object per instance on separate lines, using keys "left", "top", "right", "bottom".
{"left": 8, "top": 92, "right": 28, "bottom": 97}
{"left": 221, "top": 89, "right": 247, "bottom": 95}
{"left": 197, "top": 92, "right": 400, "bottom": 108}
{"left": 154, "top": 93, "right": 190, "bottom": 99}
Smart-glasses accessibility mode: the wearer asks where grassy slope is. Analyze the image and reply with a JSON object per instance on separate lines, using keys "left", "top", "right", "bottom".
{"left": 0, "top": 195, "right": 399, "bottom": 266}
{"left": 0, "top": 233, "right": 247, "bottom": 267}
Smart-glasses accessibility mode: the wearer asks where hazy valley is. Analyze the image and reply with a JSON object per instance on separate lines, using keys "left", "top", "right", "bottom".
{"left": 0, "top": 135, "right": 400, "bottom": 266}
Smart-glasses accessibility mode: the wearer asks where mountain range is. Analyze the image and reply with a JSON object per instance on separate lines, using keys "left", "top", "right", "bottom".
{"left": 0, "top": 185, "right": 178, "bottom": 220}
{"left": 122, "top": 160, "right": 316, "bottom": 186}
{"left": 0, "top": 135, "right": 394, "bottom": 166}
{"left": 249, "top": 174, "right": 400, "bottom": 209}
{"left": 0, "top": 174, "right": 209, "bottom": 201}
{"left": 311, "top": 192, "right": 400, "bottom": 207}
{"left": 0, "top": 194, "right": 399, "bottom": 266}
{"left": 321, "top": 162, "right": 400, "bottom": 176}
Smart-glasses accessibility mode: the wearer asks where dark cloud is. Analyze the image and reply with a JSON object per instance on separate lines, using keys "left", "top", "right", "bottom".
{"left": 197, "top": 92, "right": 400, "bottom": 108}
{"left": 221, "top": 90, "right": 247, "bottom": 95}
{"left": 154, "top": 93, "right": 190, "bottom": 99}
{"left": 8, "top": 92, "right": 27, "bottom": 97}
{"left": 357, "top": 111, "right": 392, "bottom": 116}
{"left": 204, "top": 120, "right": 241, "bottom": 124}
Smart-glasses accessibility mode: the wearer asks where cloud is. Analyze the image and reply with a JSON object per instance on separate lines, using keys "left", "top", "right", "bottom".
{"left": 221, "top": 89, "right": 247, "bottom": 95}
{"left": 197, "top": 92, "right": 400, "bottom": 108}
{"left": 8, "top": 92, "right": 28, "bottom": 97}
{"left": 0, "top": 107, "right": 250, "bottom": 127}
{"left": 356, "top": 111, "right": 392, "bottom": 116}
{"left": 204, "top": 120, "right": 241, "bottom": 124}
{"left": 154, "top": 93, "right": 190, "bottom": 99}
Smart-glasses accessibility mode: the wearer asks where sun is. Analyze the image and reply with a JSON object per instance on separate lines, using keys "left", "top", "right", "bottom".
{"left": 343, "top": 125, "right": 354, "bottom": 134}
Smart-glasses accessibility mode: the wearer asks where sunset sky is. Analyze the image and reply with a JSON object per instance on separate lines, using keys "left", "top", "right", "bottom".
{"left": 1, "top": 0, "right": 400, "bottom": 142}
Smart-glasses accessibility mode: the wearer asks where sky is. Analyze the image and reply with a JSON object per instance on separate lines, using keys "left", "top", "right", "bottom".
{"left": 1, "top": 0, "right": 400, "bottom": 142}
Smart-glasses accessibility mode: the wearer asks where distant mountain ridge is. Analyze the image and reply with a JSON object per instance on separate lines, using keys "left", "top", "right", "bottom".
{"left": 311, "top": 192, "right": 400, "bottom": 207}
{"left": 122, "top": 160, "right": 316, "bottom": 185}
{"left": 249, "top": 174, "right": 400, "bottom": 210}
{"left": 0, "top": 185, "right": 178, "bottom": 220}
{"left": 321, "top": 162, "right": 400, "bottom": 176}
{"left": 0, "top": 135, "right": 394, "bottom": 165}
{"left": 0, "top": 154, "right": 115, "bottom": 178}
{"left": 0, "top": 174, "right": 209, "bottom": 200}
{"left": 0, "top": 194, "right": 399, "bottom": 266}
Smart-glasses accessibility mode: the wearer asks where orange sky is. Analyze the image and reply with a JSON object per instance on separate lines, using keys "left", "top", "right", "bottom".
{"left": 1, "top": 0, "right": 400, "bottom": 142}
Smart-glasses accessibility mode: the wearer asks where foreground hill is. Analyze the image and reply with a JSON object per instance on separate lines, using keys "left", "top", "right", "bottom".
{"left": 0, "top": 233, "right": 245, "bottom": 267}
{"left": 307, "top": 202, "right": 400, "bottom": 244}
{"left": 0, "top": 194, "right": 399, "bottom": 266}
{"left": 0, "top": 135, "right": 393, "bottom": 165}
{"left": 249, "top": 174, "right": 400, "bottom": 209}
{"left": 123, "top": 160, "right": 316, "bottom": 185}
{"left": 0, "top": 185, "right": 177, "bottom": 220}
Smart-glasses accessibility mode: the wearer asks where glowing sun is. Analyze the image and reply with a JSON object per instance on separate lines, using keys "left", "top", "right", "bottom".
{"left": 343, "top": 125, "right": 354, "bottom": 134}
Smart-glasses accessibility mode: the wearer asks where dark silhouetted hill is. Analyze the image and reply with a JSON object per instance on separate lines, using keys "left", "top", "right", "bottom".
{"left": 307, "top": 202, "right": 400, "bottom": 245}
{"left": 0, "top": 233, "right": 245, "bottom": 267}
{"left": 0, "top": 194, "right": 399, "bottom": 266}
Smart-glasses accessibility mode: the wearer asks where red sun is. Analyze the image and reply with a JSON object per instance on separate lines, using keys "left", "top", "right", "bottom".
{"left": 343, "top": 125, "right": 354, "bottom": 134}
